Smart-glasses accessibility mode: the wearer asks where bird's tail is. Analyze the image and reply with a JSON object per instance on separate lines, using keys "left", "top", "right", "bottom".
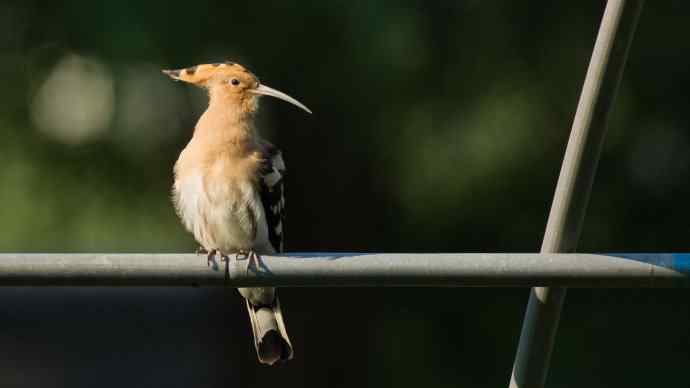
{"left": 245, "top": 296, "right": 293, "bottom": 365}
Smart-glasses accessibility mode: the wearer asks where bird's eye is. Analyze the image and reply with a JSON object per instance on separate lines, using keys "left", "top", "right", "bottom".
{"left": 230, "top": 79, "right": 240, "bottom": 86}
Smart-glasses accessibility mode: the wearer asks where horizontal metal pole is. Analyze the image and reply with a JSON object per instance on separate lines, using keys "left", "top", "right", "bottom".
{"left": 0, "top": 253, "right": 688, "bottom": 287}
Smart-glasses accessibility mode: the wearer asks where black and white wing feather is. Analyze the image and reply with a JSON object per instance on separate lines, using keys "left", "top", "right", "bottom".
{"left": 258, "top": 141, "right": 286, "bottom": 253}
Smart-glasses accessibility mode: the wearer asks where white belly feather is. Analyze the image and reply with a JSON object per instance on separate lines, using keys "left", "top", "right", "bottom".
{"left": 173, "top": 167, "right": 272, "bottom": 254}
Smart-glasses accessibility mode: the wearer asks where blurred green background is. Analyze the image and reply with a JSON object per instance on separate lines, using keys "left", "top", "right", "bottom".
{"left": 1, "top": 1, "right": 690, "bottom": 387}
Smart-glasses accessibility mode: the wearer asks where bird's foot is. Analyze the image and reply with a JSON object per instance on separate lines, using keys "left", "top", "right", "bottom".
{"left": 205, "top": 249, "right": 230, "bottom": 266}
{"left": 235, "top": 249, "right": 260, "bottom": 273}
{"left": 196, "top": 246, "right": 208, "bottom": 255}
{"left": 206, "top": 249, "right": 217, "bottom": 267}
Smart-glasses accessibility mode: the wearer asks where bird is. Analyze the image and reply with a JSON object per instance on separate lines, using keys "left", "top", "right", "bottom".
{"left": 163, "top": 61, "right": 311, "bottom": 365}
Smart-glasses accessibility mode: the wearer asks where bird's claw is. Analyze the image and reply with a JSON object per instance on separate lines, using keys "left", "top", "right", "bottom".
{"left": 235, "top": 250, "right": 260, "bottom": 273}
{"left": 205, "top": 249, "right": 231, "bottom": 266}
{"left": 205, "top": 249, "right": 258, "bottom": 271}
{"left": 206, "top": 249, "right": 217, "bottom": 267}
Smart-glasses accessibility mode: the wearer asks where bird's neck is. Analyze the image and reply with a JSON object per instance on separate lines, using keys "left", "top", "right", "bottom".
{"left": 195, "top": 94, "right": 258, "bottom": 148}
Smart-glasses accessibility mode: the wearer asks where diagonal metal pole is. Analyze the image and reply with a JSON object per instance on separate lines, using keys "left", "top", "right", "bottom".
{"left": 508, "top": 1, "right": 644, "bottom": 387}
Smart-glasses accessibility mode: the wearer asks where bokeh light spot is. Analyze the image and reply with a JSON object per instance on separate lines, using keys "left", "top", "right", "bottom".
{"left": 31, "top": 54, "right": 114, "bottom": 145}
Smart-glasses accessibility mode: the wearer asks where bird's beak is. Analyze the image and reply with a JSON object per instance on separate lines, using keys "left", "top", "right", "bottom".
{"left": 248, "top": 84, "right": 312, "bottom": 114}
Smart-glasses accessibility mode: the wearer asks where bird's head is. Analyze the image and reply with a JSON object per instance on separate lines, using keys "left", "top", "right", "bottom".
{"left": 162, "top": 61, "right": 311, "bottom": 114}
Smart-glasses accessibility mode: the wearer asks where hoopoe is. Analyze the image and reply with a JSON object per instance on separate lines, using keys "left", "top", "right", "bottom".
{"left": 163, "top": 61, "right": 311, "bottom": 365}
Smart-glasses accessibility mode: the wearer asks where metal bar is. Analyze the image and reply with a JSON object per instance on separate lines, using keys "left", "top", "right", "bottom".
{"left": 509, "top": 1, "right": 644, "bottom": 388}
{"left": 0, "top": 253, "right": 686, "bottom": 287}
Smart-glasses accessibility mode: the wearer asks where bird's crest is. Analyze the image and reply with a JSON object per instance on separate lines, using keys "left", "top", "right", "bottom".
{"left": 162, "top": 61, "right": 257, "bottom": 86}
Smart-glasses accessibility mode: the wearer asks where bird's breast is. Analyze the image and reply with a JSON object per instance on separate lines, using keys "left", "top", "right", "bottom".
{"left": 173, "top": 154, "right": 267, "bottom": 253}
